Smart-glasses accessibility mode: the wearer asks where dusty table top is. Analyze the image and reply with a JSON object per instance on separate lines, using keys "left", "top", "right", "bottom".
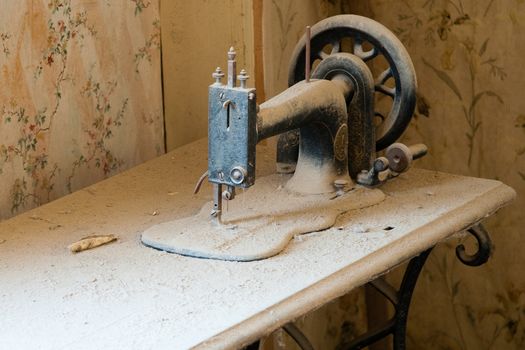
{"left": 0, "top": 139, "right": 515, "bottom": 350}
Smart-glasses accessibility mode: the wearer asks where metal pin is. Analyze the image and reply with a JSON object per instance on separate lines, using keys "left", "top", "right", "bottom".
{"left": 212, "top": 67, "right": 224, "bottom": 85}
{"left": 227, "top": 47, "right": 236, "bottom": 88}
{"left": 238, "top": 69, "right": 249, "bottom": 89}
{"left": 305, "top": 26, "right": 311, "bottom": 83}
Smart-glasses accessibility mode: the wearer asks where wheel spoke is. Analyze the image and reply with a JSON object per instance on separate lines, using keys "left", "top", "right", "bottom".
{"left": 331, "top": 39, "right": 341, "bottom": 54}
{"left": 317, "top": 39, "right": 341, "bottom": 60}
{"left": 318, "top": 50, "right": 329, "bottom": 60}
{"left": 353, "top": 38, "right": 379, "bottom": 61}
{"left": 376, "top": 68, "right": 393, "bottom": 85}
{"left": 375, "top": 84, "right": 396, "bottom": 98}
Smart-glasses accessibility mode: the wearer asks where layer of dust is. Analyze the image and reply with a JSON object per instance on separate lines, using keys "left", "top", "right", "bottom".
{"left": 141, "top": 174, "right": 384, "bottom": 261}
{"left": 0, "top": 139, "right": 515, "bottom": 350}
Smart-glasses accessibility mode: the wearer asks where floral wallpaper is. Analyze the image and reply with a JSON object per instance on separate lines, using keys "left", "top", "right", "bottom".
{"left": 350, "top": 0, "right": 525, "bottom": 349}
{"left": 0, "top": 0, "right": 163, "bottom": 220}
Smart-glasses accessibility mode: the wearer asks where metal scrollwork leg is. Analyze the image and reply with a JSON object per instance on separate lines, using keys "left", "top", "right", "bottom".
{"left": 456, "top": 223, "right": 492, "bottom": 267}
{"left": 339, "top": 223, "right": 494, "bottom": 350}
{"left": 339, "top": 248, "right": 433, "bottom": 350}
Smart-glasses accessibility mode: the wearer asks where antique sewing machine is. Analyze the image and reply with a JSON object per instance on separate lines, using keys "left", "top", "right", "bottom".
{"left": 141, "top": 15, "right": 428, "bottom": 261}
{"left": 205, "top": 14, "right": 427, "bottom": 222}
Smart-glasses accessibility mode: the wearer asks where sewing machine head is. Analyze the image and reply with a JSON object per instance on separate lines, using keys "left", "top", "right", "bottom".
{"left": 206, "top": 14, "right": 425, "bottom": 222}
{"left": 208, "top": 48, "right": 257, "bottom": 191}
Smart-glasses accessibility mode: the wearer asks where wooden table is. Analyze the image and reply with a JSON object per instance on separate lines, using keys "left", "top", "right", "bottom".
{"left": 0, "top": 139, "right": 515, "bottom": 349}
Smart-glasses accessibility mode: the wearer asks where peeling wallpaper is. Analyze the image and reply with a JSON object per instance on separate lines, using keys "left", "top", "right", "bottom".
{"left": 0, "top": 0, "right": 163, "bottom": 220}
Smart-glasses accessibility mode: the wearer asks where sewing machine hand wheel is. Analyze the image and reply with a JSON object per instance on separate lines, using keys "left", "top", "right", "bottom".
{"left": 287, "top": 15, "right": 417, "bottom": 151}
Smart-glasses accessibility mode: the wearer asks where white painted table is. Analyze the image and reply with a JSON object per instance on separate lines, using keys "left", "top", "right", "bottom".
{"left": 0, "top": 139, "right": 515, "bottom": 350}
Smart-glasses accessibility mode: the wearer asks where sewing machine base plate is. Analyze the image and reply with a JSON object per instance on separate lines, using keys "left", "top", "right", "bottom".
{"left": 141, "top": 174, "right": 385, "bottom": 261}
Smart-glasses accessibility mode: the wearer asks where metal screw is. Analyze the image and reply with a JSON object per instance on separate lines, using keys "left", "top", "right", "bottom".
{"left": 230, "top": 167, "right": 246, "bottom": 185}
{"left": 212, "top": 67, "right": 224, "bottom": 84}
{"left": 334, "top": 179, "right": 349, "bottom": 196}
{"left": 221, "top": 186, "right": 236, "bottom": 201}
{"left": 238, "top": 69, "right": 249, "bottom": 89}
{"left": 222, "top": 191, "right": 231, "bottom": 200}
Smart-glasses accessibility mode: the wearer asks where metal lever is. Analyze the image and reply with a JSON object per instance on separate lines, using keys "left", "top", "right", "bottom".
{"left": 357, "top": 143, "right": 428, "bottom": 187}
{"left": 356, "top": 157, "right": 390, "bottom": 187}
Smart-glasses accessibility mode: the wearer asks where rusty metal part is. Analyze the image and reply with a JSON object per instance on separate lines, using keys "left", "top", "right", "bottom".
{"left": 386, "top": 143, "right": 428, "bottom": 173}
{"left": 286, "top": 14, "right": 417, "bottom": 151}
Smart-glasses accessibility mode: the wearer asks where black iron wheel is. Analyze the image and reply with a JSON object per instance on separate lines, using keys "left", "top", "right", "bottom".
{"left": 288, "top": 15, "right": 417, "bottom": 151}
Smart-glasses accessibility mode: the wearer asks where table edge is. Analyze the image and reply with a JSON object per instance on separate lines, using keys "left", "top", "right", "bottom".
{"left": 194, "top": 181, "right": 516, "bottom": 350}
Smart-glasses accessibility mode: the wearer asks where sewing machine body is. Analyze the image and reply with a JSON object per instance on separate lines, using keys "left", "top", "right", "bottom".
{"left": 205, "top": 15, "right": 421, "bottom": 222}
